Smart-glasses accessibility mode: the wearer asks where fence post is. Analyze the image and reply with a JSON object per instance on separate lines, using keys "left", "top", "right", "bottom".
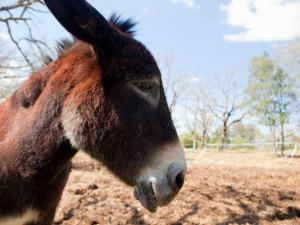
{"left": 193, "top": 140, "right": 196, "bottom": 151}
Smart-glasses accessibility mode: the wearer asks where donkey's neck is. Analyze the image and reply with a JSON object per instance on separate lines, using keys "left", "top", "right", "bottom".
{"left": 16, "top": 82, "right": 77, "bottom": 182}
{"left": 1, "top": 75, "right": 76, "bottom": 183}
{"left": 15, "top": 129, "right": 77, "bottom": 182}
{"left": 14, "top": 102, "right": 76, "bottom": 182}
{"left": 0, "top": 41, "right": 97, "bottom": 182}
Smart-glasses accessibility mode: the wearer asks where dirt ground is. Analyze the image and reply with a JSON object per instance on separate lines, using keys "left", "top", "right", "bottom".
{"left": 53, "top": 151, "right": 300, "bottom": 225}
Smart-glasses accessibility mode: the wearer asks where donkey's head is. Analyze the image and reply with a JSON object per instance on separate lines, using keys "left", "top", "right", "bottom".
{"left": 45, "top": 0, "right": 186, "bottom": 212}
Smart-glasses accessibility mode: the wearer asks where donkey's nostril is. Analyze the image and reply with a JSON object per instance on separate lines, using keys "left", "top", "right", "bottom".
{"left": 167, "top": 163, "right": 186, "bottom": 192}
{"left": 175, "top": 172, "right": 184, "bottom": 190}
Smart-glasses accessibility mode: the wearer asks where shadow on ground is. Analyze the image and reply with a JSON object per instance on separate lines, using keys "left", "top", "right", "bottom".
{"left": 54, "top": 154, "right": 300, "bottom": 225}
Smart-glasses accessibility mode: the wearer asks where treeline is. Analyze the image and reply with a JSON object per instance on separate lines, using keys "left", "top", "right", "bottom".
{"left": 162, "top": 40, "right": 300, "bottom": 155}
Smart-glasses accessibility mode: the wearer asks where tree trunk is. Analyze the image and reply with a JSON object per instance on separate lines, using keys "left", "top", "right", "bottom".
{"left": 201, "top": 130, "right": 207, "bottom": 149}
{"left": 269, "top": 125, "right": 277, "bottom": 152}
{"left": 280, "top": 122, "right": 285, "bottom": 157}
{"left": 192, "top": 137, "right": 197, "bottom": 150}
{"left": 220, "top": 122, "right": 228, "bottom": 151}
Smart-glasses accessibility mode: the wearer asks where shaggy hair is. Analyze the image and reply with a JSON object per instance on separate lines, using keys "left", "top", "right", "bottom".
{"left": 43, "top": 14, "right": 137, "bottom": 64}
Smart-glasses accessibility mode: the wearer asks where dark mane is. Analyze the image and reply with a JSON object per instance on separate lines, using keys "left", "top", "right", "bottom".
{"left": 43, "top": 14, "right": 137, "bottom": 65}
{"left": 55, "top": 38, "right": 75, "bottom": 55}
{"left": 43, "top": 38, "right": 75, "bottom": 65}
{"left": 109, "top": 13, "right": 137, "bottom": 36}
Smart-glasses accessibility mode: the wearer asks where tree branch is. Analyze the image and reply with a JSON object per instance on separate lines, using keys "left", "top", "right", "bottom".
{"left": 0, "top": 0, "right": 50, "bottom": 71}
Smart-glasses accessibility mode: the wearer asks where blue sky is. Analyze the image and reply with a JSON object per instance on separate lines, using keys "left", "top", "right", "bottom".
{"left": 2, "top": 0, "right": 300, "bottom": 82}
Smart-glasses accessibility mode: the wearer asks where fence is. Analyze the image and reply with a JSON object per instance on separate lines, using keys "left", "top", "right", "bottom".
{"left": 186, "top": 141, "right": 299, "bottom": 167}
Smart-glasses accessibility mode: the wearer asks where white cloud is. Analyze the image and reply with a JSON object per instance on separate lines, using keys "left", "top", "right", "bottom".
{"left": 170, "top": 0, "right": 200, "bottom": 9}
{"left": 221, "top": 0, "right": 300, "bottom": 42}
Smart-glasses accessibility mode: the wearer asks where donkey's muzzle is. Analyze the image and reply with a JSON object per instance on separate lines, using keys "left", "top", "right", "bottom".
{"left": 134, "top": 162, "right": 186, "bottom": 213}
{"left": 167, "top": 163, "right": 185, "bottom": 192}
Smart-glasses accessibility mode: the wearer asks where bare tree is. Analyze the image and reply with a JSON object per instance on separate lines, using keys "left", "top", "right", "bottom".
{"left": 0, "top": 0, "right": 52, "bottom": 100}
{"left": 205, "top": 72, "right": 245, "bottom": 150}
{"left": 1, "top": 34, "right": 25, "bottom": 87}
{"left": 0, "top": 39, "right": 18, "bottom": 77}
{"left": 0, "top": 0, "right": 51, "bottom": 71}
{"left": 185, "top": 89, "right": 213, "bottom": 149}
{"left": 160, "top": 53, "right": 188, "bottom": 114}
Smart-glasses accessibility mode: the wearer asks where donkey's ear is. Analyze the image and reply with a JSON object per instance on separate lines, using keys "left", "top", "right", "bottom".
{"left": 44, "top": 0, "right": 123, "bottom": 55}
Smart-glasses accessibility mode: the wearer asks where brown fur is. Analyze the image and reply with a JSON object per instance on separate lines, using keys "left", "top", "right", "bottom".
{"left": 0, "top": 1, "right": 181, "bottom": 224}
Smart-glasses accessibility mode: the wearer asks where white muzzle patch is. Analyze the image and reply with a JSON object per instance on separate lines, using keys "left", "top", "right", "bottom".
{"left": 134, "top": 141, "right": 187, "bottom": 212}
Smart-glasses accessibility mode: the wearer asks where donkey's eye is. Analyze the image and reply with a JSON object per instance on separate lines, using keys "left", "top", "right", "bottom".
{"left": 135, "top": 82, "right": 154, "bottom": 92}
{"left": 131, "top": 79, "right": 160, "bottom": 105}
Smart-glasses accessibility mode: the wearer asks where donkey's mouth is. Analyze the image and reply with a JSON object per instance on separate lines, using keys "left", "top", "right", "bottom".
{"left": 133, "top": 181, "right": 158, "bottom": 213}
{"left": 133, "top": 178, "right": 176, "bottom": 213}
{"left": 132, "top": 156, "right": 186, "bottom": 213}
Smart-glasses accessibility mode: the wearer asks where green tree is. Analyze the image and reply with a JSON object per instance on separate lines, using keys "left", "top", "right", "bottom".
{"left": 247, "top": 54, "right": 296, "bottom": 155}
{"left": 230, "top": 123, "right": 261, "bottom": 144}
{"left": 180, "top": 133, "right": 194, "bottom": 149}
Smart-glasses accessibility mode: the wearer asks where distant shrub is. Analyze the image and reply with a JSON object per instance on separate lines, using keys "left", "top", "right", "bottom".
{"left": 180, "top": 133, "right": 194, "bottom": 148}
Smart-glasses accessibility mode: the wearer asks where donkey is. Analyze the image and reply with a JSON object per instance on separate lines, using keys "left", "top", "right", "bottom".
{"left": 0, "top": 0, "right": 187, "bottom": 224}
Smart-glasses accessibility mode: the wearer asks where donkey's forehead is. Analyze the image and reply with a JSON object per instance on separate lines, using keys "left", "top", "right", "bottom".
{"left": 111, "top": 40, "right": 161, "bottom": 80}
{"left": 113, "top": 58, "right": 161, "bottom": 80}
{"left": 121, "top": 40, "right": 156, "bottom": 62}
